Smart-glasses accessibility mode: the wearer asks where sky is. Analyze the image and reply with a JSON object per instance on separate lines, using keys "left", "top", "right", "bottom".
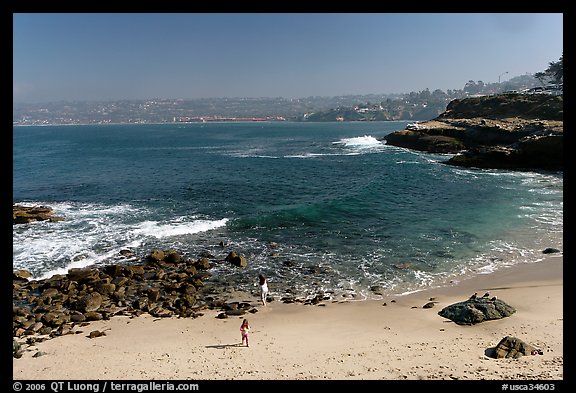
{"left": 13, "top": 13, "right": 563, "bottom": 103}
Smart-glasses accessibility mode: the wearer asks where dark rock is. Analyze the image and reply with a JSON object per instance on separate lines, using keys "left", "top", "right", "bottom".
{"left": 13, "top": 270, "right": 33, "bottom": 280}
{"left": 88, "top": 330, "right": 106, "bottom": 338}
{"left": 75, "top": 292, "right": 103, "bottom": 312}
{"left": 542, "top": 247, "right": 561, "bottom": 254}
{"left": 67, "top": 268, "right": 100, "bottom": 283}
{"left": 225, "top": 309, "right": 246, "bottom": 316}
{"left": 164, "top": 249, "right": 181, "bottom": 264}
{"left": 39, "top": 326, "right": 53, "bottom": 335}
{"left": 490, "top": 336, "right": 536, "bottom": 359}
{"left": 119, "top": 249, "right": 135, "bottom": 258}
{"left": 183, "top": 266, "right": 198, "bottom": 277}
{"left": 282, "top": 260, "right": 298, "bottom": 267}
{"left": 194, "top": 258, "right": 211, "bottom": 270}
{"left": 304, "top": 293, "right": 330, "bottom": 305}
{"left": 370, "top": 286, "right": 385, "bottom": 295}
{"left": 193, "top": 272, "right": 211, "bottom": 280}
{"left": 70, "top": 311, "right": 86, "bottom": 323}
{"left": 199, "top": 251, "right": 215, "bottom": 259}
{"left": 422, "top": 302, "right": 436, "bottom": 309}
{"left": 446, "top": 134, "right": 563, "bottom": 170}
{"left": 96, "top": 282, "right": 116, "bottom": 296}
{"left": 147, "top": 288, "right": 161, "bottom": 302}
{"left": 124, "top": 265, "right": 145, "bottom": 278}
{"left": 13, "top": 204, "right": 64, "bottom": 224}
{"left": 105, "top": 264, "right": 125, "bottom": 277}
{"left": 149, "top": 307, "right": 173, "bottom": 318}
{"left": 223, "top": 302, "right": 239, "bottom": 311}
{"left": 84, "top": 311, "right": 104, "bottom": 321}
{"left": 181, "top": 284, "right": 197, "bottom": 296}
{"left": 41, "top": 312, "right": 64, "bottom": 327}
{"left": 438, "top": 297, "right": 516, "bottom": 325}
{"left": 281, "top": 296, "right": 297, "bottom": 303}
{"left": 147, "top": 249, "right": 165, "bottom": 263}
{"left": 225, "top": 251, "right": 248, "bottom": 268}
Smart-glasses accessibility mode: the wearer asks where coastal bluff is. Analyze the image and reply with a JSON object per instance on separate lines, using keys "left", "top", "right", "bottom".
{"left": 383, "top": 93, "right": 563, "bottom": 171}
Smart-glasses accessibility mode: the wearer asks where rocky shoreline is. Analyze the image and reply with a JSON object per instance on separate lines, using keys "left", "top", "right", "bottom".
{"left": 13, "top": 247, "right": 259, "bottom": 354}
{"left": 383, "top": 93, "right": 563, "bottom": 171}
{"left": 13, "top": 244, "right": 336, "bottom": 357}
{"left": 13, "top": 204, "right": 333, "bottom": 355}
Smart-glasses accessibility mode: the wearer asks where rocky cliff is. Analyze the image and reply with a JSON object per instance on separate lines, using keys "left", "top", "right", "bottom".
{"left": 383, "top": 94, "right": 563, "bottom": 171}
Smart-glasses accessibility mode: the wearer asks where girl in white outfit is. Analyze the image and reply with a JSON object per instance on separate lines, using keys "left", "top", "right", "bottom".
{"left": 259, "top": 274, "right": 269, "bottom": 306}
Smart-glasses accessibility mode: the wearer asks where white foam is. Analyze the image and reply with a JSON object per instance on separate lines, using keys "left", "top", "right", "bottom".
{"left": 333, "top": 135, "right": 384, "bottom": 149}
{"left": 132, "top": 218, "right": 229, "bottom": 238}
{"left": 284, "top": 153, "right": 340, "bottom": 159}
{"left": 13, "top": 200, "right": 230, "bottom": 280}
{"left": 36, "top": 249, "right": 117, "bottom": 280}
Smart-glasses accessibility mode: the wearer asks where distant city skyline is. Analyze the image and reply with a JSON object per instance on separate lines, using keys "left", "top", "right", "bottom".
{"left": 13, "top": 13, "right": 563, "bottom": 104}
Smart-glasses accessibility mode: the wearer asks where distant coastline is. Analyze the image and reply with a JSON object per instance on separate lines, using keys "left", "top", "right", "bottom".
{"left": 13, "top": 74, "right": 547, "bottom": 127}
{"left": 13, "top": 117, "right": 288, "bottom": 127}
{"left": 13, "top": 119, "right": 413, "bottom": 127}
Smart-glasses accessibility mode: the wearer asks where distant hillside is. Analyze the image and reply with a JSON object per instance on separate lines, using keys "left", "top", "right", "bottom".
{"left": 13, "top": 95, "right": 402, "bottom": 126}
{"left": 299, "top": 74, "right": 545, "bottom": 123}
{"left": 299, "top": 103, "right": 445, "bottom": 122}
{"left": 13, "top": 74, "right": 544, "bottom": 126}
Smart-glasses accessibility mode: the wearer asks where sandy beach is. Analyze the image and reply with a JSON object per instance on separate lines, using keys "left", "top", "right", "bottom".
{"left": 13, "top": 254, "right": 563, "bottom": 381}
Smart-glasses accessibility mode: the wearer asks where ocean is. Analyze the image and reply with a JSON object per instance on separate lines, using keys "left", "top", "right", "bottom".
{"left": 12, "top": 121, "right": 563, "bottom": 301}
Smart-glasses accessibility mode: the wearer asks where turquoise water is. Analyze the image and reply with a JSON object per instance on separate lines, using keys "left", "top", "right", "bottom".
{"left": 12, "top": 122, "right": 563, "bottom": 300}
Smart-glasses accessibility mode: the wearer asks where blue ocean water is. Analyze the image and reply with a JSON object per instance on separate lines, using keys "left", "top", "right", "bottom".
{"left": 12, "top": 122, "right": 563, "bottom": 300}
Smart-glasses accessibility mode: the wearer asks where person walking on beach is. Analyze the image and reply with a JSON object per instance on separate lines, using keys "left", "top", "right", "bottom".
{"left": 240, "top": 319, "right": 250, "bottom": 347}
{"left": 259, "top": 274, "right": 269, "bottom": 306}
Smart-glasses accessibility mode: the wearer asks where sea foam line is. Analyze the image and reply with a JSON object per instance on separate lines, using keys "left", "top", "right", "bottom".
{"left": 332, "top": 135, "right": 383, "bottom": 148}
{"left": 132, "top": 218, "right": 229, "bottom": 238}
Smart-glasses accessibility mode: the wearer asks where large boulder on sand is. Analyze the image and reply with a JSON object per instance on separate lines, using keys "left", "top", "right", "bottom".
{"left": 491, "top": 336, "right": 539, "bottom": 359}
{"left": 438, "top": 297, "right": 516, "bottom": 325}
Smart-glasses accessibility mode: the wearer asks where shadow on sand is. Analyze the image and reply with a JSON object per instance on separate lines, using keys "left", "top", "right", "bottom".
{"left": 205, "top": 343, "right": 246, "bottom": 349}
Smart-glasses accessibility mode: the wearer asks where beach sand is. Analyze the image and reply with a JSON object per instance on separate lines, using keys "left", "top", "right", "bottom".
{"left": 13, "top": 254, "right": 563, "bottom": 381}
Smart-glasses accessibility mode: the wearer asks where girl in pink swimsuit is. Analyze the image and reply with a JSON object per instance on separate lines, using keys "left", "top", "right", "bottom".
{"left": 240, "top": 319, "right": 250, "bottom": 347}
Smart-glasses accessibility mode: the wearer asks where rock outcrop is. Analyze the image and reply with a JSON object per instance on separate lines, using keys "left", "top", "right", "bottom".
{"left": 13, "top": 204, "right": 65, "bottom": 224}
{"left": 438, "top": 297, "right": 516, "bottom": 325}
{"left": 384, "top": 93, "right": 563, "bottom": 171}
{"left": 490, "top": 336, "right": 540, "bottom": 359}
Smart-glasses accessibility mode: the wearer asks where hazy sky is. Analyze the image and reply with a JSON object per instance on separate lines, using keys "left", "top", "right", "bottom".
{"left": 13, "top": 13, "right": 563, "bottom": 103}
